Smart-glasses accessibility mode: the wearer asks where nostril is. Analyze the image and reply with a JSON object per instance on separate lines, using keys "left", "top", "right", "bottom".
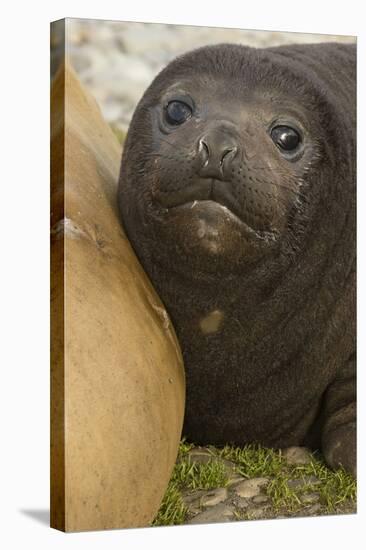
{"left": 198, "top": 138, "right": 210, "bottom": 167}
{"left": 220, "top": 146, "right": 238, "bottom": 166}
{"left": 199, "top": 138, "right": 210, "bottom": 155}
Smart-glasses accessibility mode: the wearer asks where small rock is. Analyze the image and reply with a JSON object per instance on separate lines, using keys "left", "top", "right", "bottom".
{"left": 234, "top": 478, "right": 269, "bottom": 498}
{"left": 102, "top": 99, "right": 124, "bottom": 123}
{"left": 252, "top": 495, "right": 269, "bottom": 504}
{"left": 287, "top": 475, "right": 321, "bottom": 489}
{"left": 201, "top": 487, "right": 228, "bottom": 507}
{"left": 227, "top": 475, "right": 245, "bottom": 486}
{"left": 246, "top": 507, "right": 268, "bottom": 520}
{"left": 235, "top": 498, "right": 250, "bottom": 509}
{"left": 307, "top": 503, "right": 323, "bottom": 515}
{"left": 301, "top": 492, "right": 320, "bottom": 504}
{"left": 187, "top": 504, "right": 201, "bottom": 515}
{"left": 71, "top": 50, "right": 92, "bottom": 73}
{"left": 221, "top": 459, "right": 237, "bottom": 475}
{"left": 282, "top": 446, "right": 313, "bottom": 465}
{"left": 186, "top": 448, "right": 235, "bottom": 474}
{"left": 182, "top": 489, "right": 205, "bottom": 505}
{"left": 188, "top": 503, "right": 234, "bottom": 524}
{"left": 187, "top": 447, "right": 217, "bottom": 464}
{"left": 286, "top": 478, "right": 304, "bottom": 489}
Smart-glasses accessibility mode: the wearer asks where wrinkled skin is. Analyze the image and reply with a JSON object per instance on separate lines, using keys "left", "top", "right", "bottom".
{"left": 118, "top": 43, "right": 356, "bottom": 476}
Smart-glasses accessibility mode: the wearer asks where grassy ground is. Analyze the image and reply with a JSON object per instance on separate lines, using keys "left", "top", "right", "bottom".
{"left": 152, "top": 440, "right": 356, "bottom": 526}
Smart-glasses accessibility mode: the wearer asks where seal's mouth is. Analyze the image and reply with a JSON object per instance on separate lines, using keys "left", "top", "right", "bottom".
{"left": 171, "top": 199, "right": 242, "bottom": 224}
{"left": 173, "top": 199, "right": 262, "bottom": 236}
{"left": 154, "top": 179, "right": 243, "bottom": 221}
{"left": 154, "top": 179, "right": 276, "bottom": 241}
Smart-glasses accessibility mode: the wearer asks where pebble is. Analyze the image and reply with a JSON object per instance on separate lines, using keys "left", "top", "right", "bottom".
{"left": 287, "top": 475, "right": 321, "bottom": 489}
{"left": 186, "top": 448, "right": 236, "bottom": 475}
{"left": 227, "top": 475, "right": 245, "bottom": 486}
{"left": 252, "top": 495, "right": 269, "bottom": 504}
{"left": 188, "top": 503, "right": 234, "bottom": 524}
{"left": 282, "top": 446, "right": 313, "bottom": 465}
{"left": 234, "top": 478, "right": 269, "bottom": 498}
{"left": 182, "top": 489, "right": 205, "bottom": 505}
{"left": 235, "top": 498, "right": 250, "bottom": 509}
{"left": 187, "top": 503, "right": 201, "bottom": 515}
{"left": 187, "top": 448, "right": 215, "bottom": 464}
{"left": 301, "top": 492, "right": 320, "bottom": 504}
{"left": 246, "top": 507, "right": 268, "bottom": 520}
{"left": 306, "top": 503, "right": 323, "bottom": 515}
{"left": 200, "top": 487, "right": 228, "bottom": 507}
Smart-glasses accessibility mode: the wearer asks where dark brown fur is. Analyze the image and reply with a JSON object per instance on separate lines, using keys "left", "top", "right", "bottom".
{"left": 118, "top": 43, "right": 356, "bottom": 475}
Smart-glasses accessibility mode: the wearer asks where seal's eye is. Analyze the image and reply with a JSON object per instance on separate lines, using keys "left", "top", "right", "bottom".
{"left": 270, "top": 125, "right": 301, "bottom": 152}
{"left": 165, "top": 100, "right": 192, "bottom": 125}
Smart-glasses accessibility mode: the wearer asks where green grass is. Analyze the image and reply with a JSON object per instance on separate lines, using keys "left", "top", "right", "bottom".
{"left": 219, "top": 443, "right": 285, "bottom": 478}
{"left": 219, "top": 444, "right": 356, "bottom": 514}
{"left": 152, "top": 441, "right": 356, "bottom": 526}
{"left": 287, "top": 460, "right": 356, "bottom": 512}
{"left": 152, "top": 440, "right": 229, "bottom": 526}
{"left": 172, "top": 457, "right": 229, "bottom": 490}
{"left": 151, "top": 481, "right": 188, "bottom": 526}
{"left": 178, "top": 437, "right": 194, "bottom": 456}
{"left": 253, "top": 449, "right": 356, "bottom": 515}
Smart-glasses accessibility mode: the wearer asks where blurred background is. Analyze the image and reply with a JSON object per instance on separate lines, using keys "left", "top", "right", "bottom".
{"left": 51, "top": 18, "right": 356, "bottom": 140}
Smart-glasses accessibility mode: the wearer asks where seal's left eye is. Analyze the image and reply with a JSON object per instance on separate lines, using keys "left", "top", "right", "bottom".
{"left": 271, "top": 125, "right": 301, "bottom": 152}
{"left": 165, "top": 101, "right": 192, "bottom": 125}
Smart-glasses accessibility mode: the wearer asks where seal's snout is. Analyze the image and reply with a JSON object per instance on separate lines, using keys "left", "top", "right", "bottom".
{"left": 197, "top": 130, "right": 239, "bottom": 181}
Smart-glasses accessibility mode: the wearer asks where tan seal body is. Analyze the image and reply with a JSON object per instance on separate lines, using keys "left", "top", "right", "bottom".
{"left": 50, "top": 63, "right": 185, "bottom": 532}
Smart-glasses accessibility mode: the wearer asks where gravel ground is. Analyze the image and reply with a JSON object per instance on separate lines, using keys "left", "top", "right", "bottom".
{"left": 153, "top": 444, "right": 356, "bottom": 526}
{"left": 51, "top": 18, "right": 355, "bottom": 135}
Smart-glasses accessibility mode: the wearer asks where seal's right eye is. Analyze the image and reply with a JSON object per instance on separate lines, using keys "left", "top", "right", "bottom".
{"left": 165, "top": 101, "right": 192, "bottom": 126}
{"left": 270, "top": 125, "right": 301, "bottom": 152}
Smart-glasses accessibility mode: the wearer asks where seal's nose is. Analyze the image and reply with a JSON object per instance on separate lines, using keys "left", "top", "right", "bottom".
{"left": 197, "top": 131, "right": 238, "bottom": 180}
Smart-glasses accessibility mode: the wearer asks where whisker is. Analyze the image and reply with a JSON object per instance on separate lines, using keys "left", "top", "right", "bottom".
{"left": 251, "top": 179, "right": 300, "bottom": 195}
{"left": 146, "top": 152, "right": 177, "bottom": 162}
{"left": 159, "top": 136, "right": 178, "bottom": 150}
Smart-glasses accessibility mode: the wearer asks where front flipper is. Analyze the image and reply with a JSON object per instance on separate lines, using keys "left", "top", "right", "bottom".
{"left": 321, "top": 353, "right": 356, "bottom": 476}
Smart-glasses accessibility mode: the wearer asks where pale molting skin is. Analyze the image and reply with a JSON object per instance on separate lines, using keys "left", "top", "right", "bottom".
{"left": 118, "top": 43, "right": 356, "bottom": 475}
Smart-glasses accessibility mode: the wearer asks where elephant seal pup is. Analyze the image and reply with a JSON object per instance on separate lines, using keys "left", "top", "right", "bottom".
{"left": 118, "top": 43, "right": 356, "bottom": 475}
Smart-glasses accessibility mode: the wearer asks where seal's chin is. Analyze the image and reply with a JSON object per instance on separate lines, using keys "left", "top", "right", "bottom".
{"left": 154, "top": 179, "right": 276, "bottom": 242}
{"left": 168, "top": 199, "right": 274, "bottom": 244}
{"left": 150, "top": 182, "right": 280, "bottom": 270}
{"left": 147, "top": 194, "right": 279, "bottom": 276}
{"left": 156, "top": 198, "right": 274, "bottom": 265}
